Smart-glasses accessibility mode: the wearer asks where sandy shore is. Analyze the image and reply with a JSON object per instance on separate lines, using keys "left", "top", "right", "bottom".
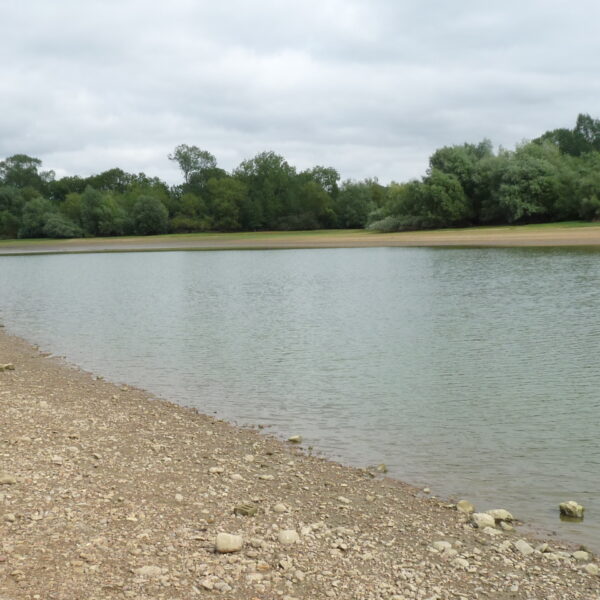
{"left": 1, "top": 225, "right": 600, "bottom": 255}
{"left": 1, "top": 329, "right": 599, "bottom": 599}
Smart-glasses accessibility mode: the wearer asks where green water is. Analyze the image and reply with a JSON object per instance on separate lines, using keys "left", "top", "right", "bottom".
{"left": 0, "top": 247, "right": 598, "bottom": 549}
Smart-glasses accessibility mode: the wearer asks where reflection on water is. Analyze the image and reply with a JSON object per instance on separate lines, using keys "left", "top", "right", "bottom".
{"left": 0, "top": 247, "right": 599, "bottom": 549}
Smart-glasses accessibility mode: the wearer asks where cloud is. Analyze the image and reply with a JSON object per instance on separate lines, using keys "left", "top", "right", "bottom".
{"left": 2, "top": 0, "right": 600, "bottom": 185}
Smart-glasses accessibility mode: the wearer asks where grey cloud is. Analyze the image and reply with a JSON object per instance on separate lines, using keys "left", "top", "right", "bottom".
{"left": 2, "top": 0, "right": 600, "bottom": 185}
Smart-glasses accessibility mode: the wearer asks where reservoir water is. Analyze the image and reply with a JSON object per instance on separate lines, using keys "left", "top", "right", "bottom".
{"left": 0, "top": 247, "right": 599, "bottom": 549}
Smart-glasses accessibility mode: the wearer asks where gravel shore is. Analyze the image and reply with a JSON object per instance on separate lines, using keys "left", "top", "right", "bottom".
{"left": 1, "top": 329, "right": 598, "bottom": 599}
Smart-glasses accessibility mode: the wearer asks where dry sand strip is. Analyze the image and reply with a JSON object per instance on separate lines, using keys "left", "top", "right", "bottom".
{"left": 1, "top": 225, "right": 600, "bottom": 255}
{"left": 1, "top": 329, "right": 599, "bottom": 600}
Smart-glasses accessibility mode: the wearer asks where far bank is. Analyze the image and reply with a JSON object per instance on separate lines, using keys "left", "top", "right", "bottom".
{"left": 1, "top": 223, "right": 600, "bottom": 255}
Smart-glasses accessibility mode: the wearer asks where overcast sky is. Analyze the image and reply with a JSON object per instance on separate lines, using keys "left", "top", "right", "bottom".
{"left": 2, "top": 0, "right": 600, "bottom": 185}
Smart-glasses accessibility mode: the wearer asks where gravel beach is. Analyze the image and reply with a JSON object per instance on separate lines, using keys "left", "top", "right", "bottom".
{"left": 1, "top": 328, "right": 598, "bottom": 599}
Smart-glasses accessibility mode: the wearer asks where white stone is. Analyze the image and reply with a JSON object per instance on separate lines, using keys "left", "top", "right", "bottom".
{"left": 215, "top": 533, "right": 243, "bottom": 553}
{"left": 452, "top": 558, "right": 469, "bottom": 569}
{"left": 273, "top": 503, "right": 287, "bottom": 513}
{"left": 471, "top": 513, "right": 496, "bottom": 529}
{"left": 278, "top": 530, "right": 300, "bottom": 545}
{"left": 209, "top": 467, "right": 224, "bottom": 474}
{"left": 288, "top": 435, "right": 302, "bottom": 444}
{"left": 514, "top": 539, "right": 534, "bottom": 556}
{"left": 486, "top": 509, "right": 514, "bottom": 522}
{"left": 135, "top": 565, "right": 163, "bottom": 577}
{"left": 572, "top": 550, "right": 590, "bottom": 562}
{"left": 432, "top": 541, "right": 452, "bottom": 552}
{"left": 482, "top": 526, "right": 502, "bottom": 537}
{"left": 584, "top": 563, "right": 599, "bottom": 576}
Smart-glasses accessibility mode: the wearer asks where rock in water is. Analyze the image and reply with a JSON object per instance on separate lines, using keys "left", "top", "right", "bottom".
{"left": 288, "top": 435, "right": 303, "bottom": 444}
{"left": 456, "top": 500, "right": 475, "bottom": 515}
{"left": 559, "top": 501, "right": 584, "bottom": 519}
{"left": 215, "top": 533, "right": 244, "bottom": 553}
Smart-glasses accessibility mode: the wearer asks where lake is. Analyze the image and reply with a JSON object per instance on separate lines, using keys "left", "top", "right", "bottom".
{"left": 0, "top": 247, "right": 598, "bottom": 549}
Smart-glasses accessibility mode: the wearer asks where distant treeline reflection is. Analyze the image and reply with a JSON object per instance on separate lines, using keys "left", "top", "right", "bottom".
{"left": 1, "top": 114, "right": 600, "bottom": 239}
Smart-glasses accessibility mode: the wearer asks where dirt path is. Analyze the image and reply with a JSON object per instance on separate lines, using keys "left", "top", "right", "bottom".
{"left": 1, "top": 329, "right": 599, "bottom": 599}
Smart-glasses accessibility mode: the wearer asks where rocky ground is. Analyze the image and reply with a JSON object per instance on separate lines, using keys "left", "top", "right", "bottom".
{"left": 1, "top": 329, "right": 599, "bottom": 600}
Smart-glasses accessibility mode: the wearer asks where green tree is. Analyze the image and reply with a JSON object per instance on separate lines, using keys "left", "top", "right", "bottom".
{"left": 132, "top": 196, "right": 169, "bottom": 235}
{"left": 0, "top": 154, "right": 54, "bottom": 192}
{"left": 18, "top": 197, "right": 55, "bottom": 238}
{"left": 168, "top": 144, "right": 217, "bottom": 184}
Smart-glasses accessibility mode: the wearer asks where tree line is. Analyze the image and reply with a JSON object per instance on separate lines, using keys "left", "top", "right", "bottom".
{"left": 1, "top": 114, "right": 599, "bottom": 239}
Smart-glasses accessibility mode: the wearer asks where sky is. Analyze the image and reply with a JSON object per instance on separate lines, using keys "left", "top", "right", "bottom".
{"left": 2, "top": 0, "right": 600, "bottom": 185}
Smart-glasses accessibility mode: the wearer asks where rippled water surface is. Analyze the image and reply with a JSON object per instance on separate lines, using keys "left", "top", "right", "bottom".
{"left": 0, "top": 247, "right": 599, "bottom": 548}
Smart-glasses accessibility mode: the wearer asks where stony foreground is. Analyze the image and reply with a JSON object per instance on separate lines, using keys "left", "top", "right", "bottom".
{"left": 1, "top": 330, "right": 599, "bottom": 600}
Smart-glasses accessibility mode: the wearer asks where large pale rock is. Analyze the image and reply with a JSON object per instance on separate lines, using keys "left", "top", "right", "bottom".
{"left": 215, "top": 533, "right": 244, "bottom": 553}
{"left": 559, "top": 501, "right": 584, "bottom": 519}
{"left": 288, "top": 435, "right": 303, "bottom": 444}
{"left": 572, "top": 550, "right": 591, "bottom": 562}
{"left": 471, "top": 512, "right": 496, "bottom": 529}
{"left": 584, "top": 563, "right": 599, "bottom": 576}
{"left": 135, "top": 566, "right": 163, "bottom": 577}
{"left": 278, "top": 530, "right": 299, "bottom": 545}
{"left": 0, "top": 364, "right": 15, "bottom": 372}
{"left": 432, "top": 541, "right": 452, "bottom": 552}
{"left": 486, "top": 509, "right": 514, "bottom": 522}
{"left": 456, "top": 500, "right": 475, "bottom": 515}
{"left": 514, "top": 539, "right": 534, "bottom": 556}
{"left": 0, "top": 473, "right": 17, "bottom": 485}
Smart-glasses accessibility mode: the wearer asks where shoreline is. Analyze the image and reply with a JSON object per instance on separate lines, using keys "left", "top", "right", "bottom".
{"left": 1, "top": 328, "right": 599, "bottom": 599}
{"left": 1, "top": 224, "right": 600, "bottom": 255}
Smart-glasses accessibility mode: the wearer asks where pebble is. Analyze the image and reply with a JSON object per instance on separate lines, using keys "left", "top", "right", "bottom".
{"left": 135, "top": 565, "right": 163, "bottom": 578}
{"left": 278, "top": 530, "right": 300, "bottom": 545}
{"left": 375, "top": 463, "right": 388, "bottom": 473}
{"left": 0, "top": 363, "right": 15, "bottom": 371}
{"left": 584, "top": 563, "right": 599, "bottom": 576}
{"left": 432, "top": 541, "right": 452, "bottom": 552}
{"left": 288, "top": 435, "right": 303, "bottom": 444}
{"left": 233, "top": 503, "right": 258, "bottom": 517}
{"left": 0, "top": 473, "right": 17, "bottom": 485}
{"left": 51, "top": 456, "right": 63, "bottom": 465}
{"left": 209, "top": 466, "right": 224, "bottom": 474}
{"left": 273, "top": 503, "right": 287, "bottom": 513}
{"left": 452, "top": 558, "right": 469, "bottom": 569}
{"left": 174, "top": 493, "right": 183, "bottom": 502}
{"left": 514, "top": 539, "right": 534, "bottom": 556}
{"left": 215, "top": 533, "right": 244, "bottom": 553}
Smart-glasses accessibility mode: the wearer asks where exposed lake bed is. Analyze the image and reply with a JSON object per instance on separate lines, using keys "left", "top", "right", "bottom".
{"left": 0, "top": 246, "right": 599, "bottom": 556}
